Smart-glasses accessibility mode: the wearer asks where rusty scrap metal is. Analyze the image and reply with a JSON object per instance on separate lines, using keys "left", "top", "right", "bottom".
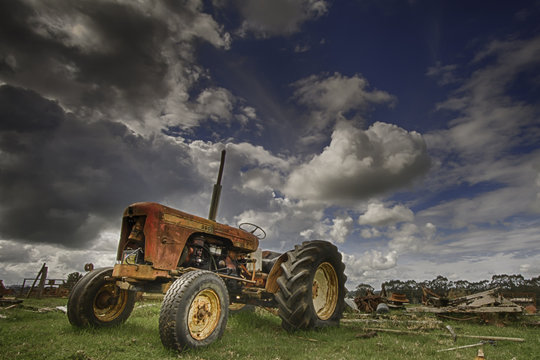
{"left": 21, "top": 278, "right": 69, "bottom": 297}
{"left": 354, "top": 290, "right": 410, "bottom": 312}
{"left": 353, "top": 291, "right": 384, "bottom": 313}
{"left": 389, "top": 293, "right": 409, "bottom": 303}
{"left": 387, "top": 293, "right": 409, "bottom": 308}
{"left": 422, "top": 286, "right": 450, "bottom": 306}
{"left": 0, "top": 280, "right": 14, "bottom": 297}
{"left": 20, "top": 265, "right": 69, "bottom": 298}
{"left": 25, "top": 263, "right": 48, "bottom": 298}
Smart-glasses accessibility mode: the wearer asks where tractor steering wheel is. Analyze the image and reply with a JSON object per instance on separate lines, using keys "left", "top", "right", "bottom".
{"left": 239, "top": 222, "right": 267, "bottom": 240}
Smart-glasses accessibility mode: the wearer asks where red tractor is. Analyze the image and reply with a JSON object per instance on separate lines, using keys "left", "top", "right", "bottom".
{"left": 67, "top": 150, "right": 346, "bottom": 351}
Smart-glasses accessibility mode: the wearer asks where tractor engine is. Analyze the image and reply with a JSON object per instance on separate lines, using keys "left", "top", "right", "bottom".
{"left": 181, "top": 235, "right": 235, "bottom": 274}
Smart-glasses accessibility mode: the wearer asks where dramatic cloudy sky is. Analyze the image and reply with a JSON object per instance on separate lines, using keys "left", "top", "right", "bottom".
{"left": 1, "top": 0, "right": 539, "bottom": 288}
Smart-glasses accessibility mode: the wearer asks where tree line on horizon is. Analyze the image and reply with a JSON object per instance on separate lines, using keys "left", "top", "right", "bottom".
{"left": 348, "top": 274, "right": 540, "bottom": 304}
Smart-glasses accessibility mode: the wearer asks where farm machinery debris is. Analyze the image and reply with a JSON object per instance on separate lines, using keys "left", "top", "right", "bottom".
{"left": 353, "top": 285, "right": 410, "bottom": 313}
{"left": 411, "top": 287, "right": 523, "bottom": 315}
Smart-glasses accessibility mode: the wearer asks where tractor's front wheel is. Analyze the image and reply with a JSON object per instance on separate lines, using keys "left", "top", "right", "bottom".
{"left": 67, "top": 267, "right": 136, "bottom": 327}
{"left": 275, "top": 240, "right": 346, "bottom": 331}
{"left": 159, "top": 270, "right": 229, "bottom": 352}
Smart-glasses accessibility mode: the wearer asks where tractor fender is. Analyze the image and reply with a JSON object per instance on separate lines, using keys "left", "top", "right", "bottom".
{"left": 265, "top": 252, "right": 288, "bottom": 293}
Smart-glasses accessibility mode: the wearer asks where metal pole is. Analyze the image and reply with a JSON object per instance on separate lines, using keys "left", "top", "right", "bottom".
{"left": 208, "top": 150, "right": 226, "bottom": 221}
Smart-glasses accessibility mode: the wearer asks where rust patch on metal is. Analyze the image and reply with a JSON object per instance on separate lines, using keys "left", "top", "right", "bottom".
{"left": 112, "top": 264, "right": 170, "bottom": 280}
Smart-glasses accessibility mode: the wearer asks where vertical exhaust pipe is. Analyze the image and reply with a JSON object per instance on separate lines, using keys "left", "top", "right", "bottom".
{"left": 208, "top": 150, "right": 226, "bottom": 221}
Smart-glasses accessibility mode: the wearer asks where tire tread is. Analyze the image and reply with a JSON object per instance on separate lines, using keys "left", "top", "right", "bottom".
{"left": 275, "top": 240, "right": 346, "bottom": 331}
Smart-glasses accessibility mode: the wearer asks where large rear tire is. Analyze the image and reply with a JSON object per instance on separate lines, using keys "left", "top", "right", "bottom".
{"left": 67, "top": 267, "right": 136, "bottom": 327}
{"left": 159, "top": 270, "right": 229, "bottom": 352}
{"left": 275, "top": 240, "right": 346, "bottom": 331}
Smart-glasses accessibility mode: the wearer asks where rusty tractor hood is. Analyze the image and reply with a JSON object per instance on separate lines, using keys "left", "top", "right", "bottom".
{"left": 118, "top": 202, "right": 259, "bottom": 271}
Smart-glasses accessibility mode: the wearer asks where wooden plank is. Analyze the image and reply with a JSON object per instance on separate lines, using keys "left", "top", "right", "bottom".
{"left": 407, "top": 305, "right": 522, "bottom": 314}
{"left": 437, "top": 342, "right": 485, "bottom": 352}
{"left": 37, "top": 265, "right": 48, "bottom": 299}
{"left": 26, "top": 263, "right": 46, "bottom": 298}
{"left": 449, "top": 288, "right": 498, "bottom": 305}
{"left": 342, "top": 318, "right": 443, "bottom": 325}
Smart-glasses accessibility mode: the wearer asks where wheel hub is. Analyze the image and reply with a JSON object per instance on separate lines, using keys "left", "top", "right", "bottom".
{"left": 95, "top": 292, "right": 113, "bottom": 309}
{"left": 188, "top": 289, "right": 221, "bottom": 340}
{"left": 92, "top": 283, "right": 129, "bottom": 321}
{"left": 312, "top": 262, "right": 339, "bottom": 320}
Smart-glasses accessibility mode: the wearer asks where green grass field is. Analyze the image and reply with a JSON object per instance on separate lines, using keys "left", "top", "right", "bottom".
{"left": 1, "top": 298, "right": 538, "bottom": 360}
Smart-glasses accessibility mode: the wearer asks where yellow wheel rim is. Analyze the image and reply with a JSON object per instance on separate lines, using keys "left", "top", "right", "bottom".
{"left": 312, "top": 262, "right": 339, "bottom": 320}
{"left": 188, "top": 289, "right": 221, "bottom": 340}
{"left": 92, "top": 283, "right": 129, "bottom": 322}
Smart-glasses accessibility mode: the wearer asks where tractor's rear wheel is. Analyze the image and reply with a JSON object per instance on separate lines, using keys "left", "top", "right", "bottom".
{"left": 275, "top": 240, "right": 346, "bottom": 331}
{"left": 159, "top": 270, "right": 229, "bottom": 352}
{"left": 67, "top": 267, "right": 135, "bottom": 327}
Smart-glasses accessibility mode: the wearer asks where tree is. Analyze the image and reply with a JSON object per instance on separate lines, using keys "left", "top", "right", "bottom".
{"left": 426, "top": 276, "right": 452, "bottom": 295}
{"left": 348, "top": 283, "right": 374, "bottom": 298}
{"left": 469, "top": 280, "right": 489, "bottom": 293}
{"left": 490, "top": 274, "right": 526, "bottom": 291}
{"left": 351, "top": 274, "right": 540, "bottom": 305}
{"left": 65, "top": 272, "right": 83, "bottom": 291}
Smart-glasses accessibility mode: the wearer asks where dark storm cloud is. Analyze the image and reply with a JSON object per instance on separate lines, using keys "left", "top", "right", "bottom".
{"left": 0, "top": 0, "right": 169, "bottom": 120}
{"left": 0, "top": 85, "right": 202, "bottom": 248}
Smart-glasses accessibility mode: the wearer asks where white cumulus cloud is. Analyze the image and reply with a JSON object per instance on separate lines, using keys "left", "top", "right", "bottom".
{"left": 284, "top": 121, "right": 430, "bottom": 203}
{"left": 300, "top": 214, "right": 354, "bottom": 244}
{"left": 358, "top": 202, "right": 414, "bottom": 226}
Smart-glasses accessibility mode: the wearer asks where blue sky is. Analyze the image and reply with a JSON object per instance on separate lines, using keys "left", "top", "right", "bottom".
{"left": 0, "top": 0, "right": 539, "bottom": 288}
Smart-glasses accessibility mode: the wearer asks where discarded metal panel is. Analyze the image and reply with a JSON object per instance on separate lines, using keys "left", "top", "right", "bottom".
{"left": 344, "top": 298, "right": 360, "bottom": 312}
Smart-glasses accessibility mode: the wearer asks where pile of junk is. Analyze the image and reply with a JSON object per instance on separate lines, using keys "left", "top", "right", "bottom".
{"left": 352, "top": 286, "right": 410, "bottom": 314}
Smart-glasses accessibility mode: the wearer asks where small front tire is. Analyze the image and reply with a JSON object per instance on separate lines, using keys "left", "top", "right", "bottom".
{"left": 67, "top": 267, "right": 136, "bottom": 327}
{"left": 159, "top": 270, "right": 229, "bottom": 352}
